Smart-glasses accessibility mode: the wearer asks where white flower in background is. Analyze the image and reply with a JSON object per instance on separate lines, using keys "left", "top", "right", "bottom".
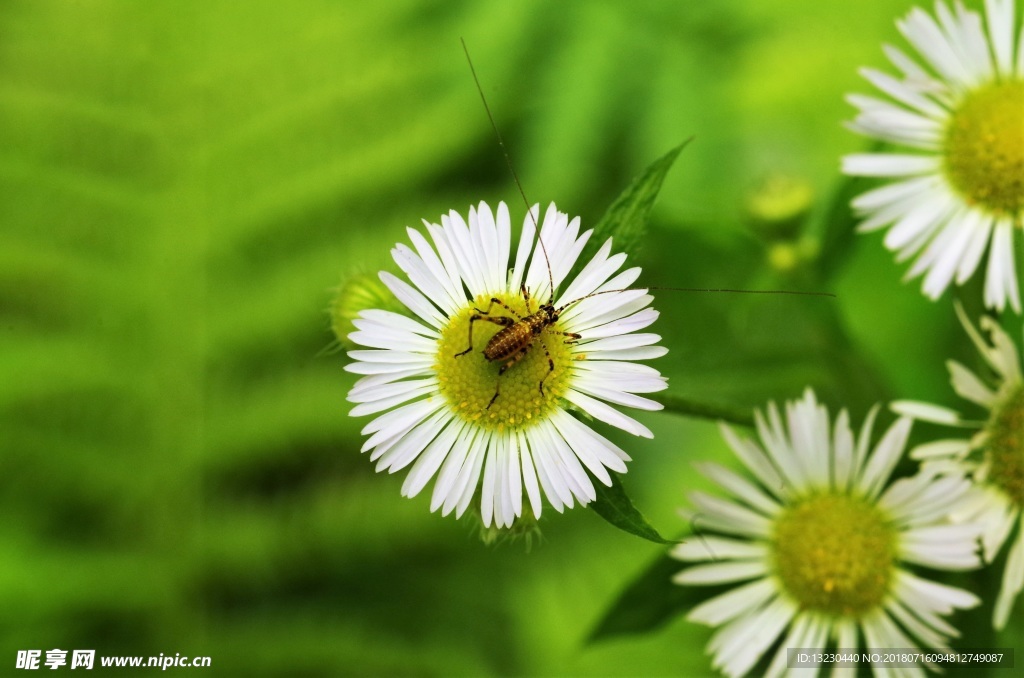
{"left": 844, "top": 0, "right": 1024, "bottom": 312}
{"left": 674, "top": 389, "right": 982, "bottom": 678}
{"left": 345, "top": 202, "right": 667, "bottom": 529}
{"left": 894, "top": 304, "right": 1023, "bottom": 629}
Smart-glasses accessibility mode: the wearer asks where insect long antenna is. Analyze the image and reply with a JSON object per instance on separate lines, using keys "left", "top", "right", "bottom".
{"left": 461, "top": 38, "right": 556, "bottom": 304}
{"left": 557, "top": 285, "right": 835, "bottom": 313}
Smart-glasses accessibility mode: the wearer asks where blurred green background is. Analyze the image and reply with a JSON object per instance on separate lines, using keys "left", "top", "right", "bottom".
{"left": 1, "top": 1, "right": 1019, "bottom": 676}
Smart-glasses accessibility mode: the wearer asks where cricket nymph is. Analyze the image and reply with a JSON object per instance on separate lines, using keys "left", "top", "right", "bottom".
{"left": 455, "top": 288, "right": 581, "bottom": 411}
{"left": 482, "top": 305, "right": 557, "bottom": 362}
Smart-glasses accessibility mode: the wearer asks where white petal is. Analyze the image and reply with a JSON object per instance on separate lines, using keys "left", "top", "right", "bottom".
{"left": 880, "top": 190, "right": 950, "bottom": 251}
{"left": 858, "top": 416, "right": 912, "bottom": 499}
{"left": 719, "top": 423, "right": 785, "bottom": 498}
{"left": 858, "top": 67, "right": 947, "bottom": 118}
{"left": 571, "top": 381, "right": 664, "bottom": 410}
{"left": 896, "top": 569, "right": 981, "bottom": 613}
{"left": 348, "top": 383, "right": 439, "bottom": 417}
{"left": 444, "top": 209, "right": 487, "bottom": 296}
{"left": 378, "top": 271, "right": 445, "bottom": 329}
{"left": 424, "top": 221, "right": 470, "bottom": 300}
{"left": 842, "top": 153, "right": 940, "bottom": 177}
{"left": 688, "top": 491, "right": 773, "bottom": 538}
{"left": 898, "top": 6, "right": 973, "bottom": 88}
{"left": 886, "top": 597, "right": 957, "bottom": 649}
{"left": 986, "top": 0, "right": 1016, "bottom": 75}
{"left": 347, "top": 377, "right": 437, "bottom": 404}
{"left": 585, "top": 345, "right": 668, "bottom": 361}
{"left": 552, "top": 408, "right": 630, "bottom": 466}
{"left": 955, "top": 212, "right": 993, "bottom": 284}
{"left": 694, "top": 462, "right": 781, "bottom": 516}
{"left": 994, "top": 529, "right": 1024, "bottom": 629}
{"left": 392, "top": 245, "right": 461, "bottom": 317}
{"left": 565, "top": 390, "right": 653, "bottom": 438}
{"left": 672, "top": 535, "right": 768, "bottom": 561}
{"left": 687, "top": 579, "right": 778, "bottom": 626}
{"left": 452, "top": 432, "right": 488, "bottom": 518}
{"left": 361, "top": 396, "right": 444, "bottom": 436}
{"left": 445, "top": 430, "right": 488, "bottom": 517}
{"left": 576, "top": 333, "right": 662, "bottom": 353}
{"left": 891, "top": 400, "right": 963, "bottom": 424}
{"left": 479, "top": 433, "right": 499, "bottom": 527}
{"left": 474, "top": 201, "right": 503, "bottom": 293}
{"left": 538, "top": 419, "right": 596, "bottom": 503}
{"left": 672, "top": 560, "right": 768, "bottom": 585}
{"left": 985, "top": 219, "right": 1021, "bottom": 312}
{"left": 529, "top": 426, "right": 572, "bottom": 510}
{"left": 508, "top": 204, "right": 538, "bottom": 296}
{"left": 348, "top": 349, "right": 434, "bottom": 364}
{"left": 431, "top": 426, "right": 477, "bottom": 512}
{"left": 404, "top": 228, "right": 466, "bottom": 314}
{"left": 374, "top": 408, "right": 450, "bottom": 472}
{"left": 577, "top": 308, "right": 659, "bottom": 339}
{"left": 517, "top": 430, "right": 543, "bottom": 519}
{"left": 832, "top": 409, "right": 856, "bottom": 490}
{"left": 901, "top": 524, "right": 983, "bottom": 566}
{"left": 908, "top": 438, "right": 972, "bottom": 460}
{"left": 555, "top": 238, "right": 620, "bottom": 305}
{"left": 724, "top": 602, "right": 794, "bottom": 678}
{"left": 345, "top": 360, "right": 433, "bottom": 376}
{"left": 401, "top": 418, "right": 466, "bottom": 498}
{"left": 948, "top": 359, "right": 997, "bottom": 406}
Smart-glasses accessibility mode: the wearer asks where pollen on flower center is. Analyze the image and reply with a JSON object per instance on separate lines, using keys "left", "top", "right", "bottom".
{"left": 944, "top": 81, "right": 1024, "bottom": 217}
{"left": 434, "top": 292, "right": 575, "bottom": 431}
{"left": 989, "top": 385, "right": 1024, "bottom": 507}
{"left": 773, "top": 493, "right": 896, "bottom": 617}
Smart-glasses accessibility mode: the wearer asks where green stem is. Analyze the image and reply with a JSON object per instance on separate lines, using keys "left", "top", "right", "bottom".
{"left": 652, "top": 393, "right": 754, "bottom": 427}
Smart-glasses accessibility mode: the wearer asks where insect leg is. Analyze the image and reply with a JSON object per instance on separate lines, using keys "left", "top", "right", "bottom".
{"left": 474, "top": 297, "right": 524, "bottom": 320}
{"left": 537, "top": 336, "right": 555, "bottom": 398}
{"left": 486, "top": 345, "right": 530, "bottom": 409}
{"left": 454, "top": 313, "right": 514, "bottom": 358}
{"left": 549, "top": 329, "right": 582, "bottom": 345}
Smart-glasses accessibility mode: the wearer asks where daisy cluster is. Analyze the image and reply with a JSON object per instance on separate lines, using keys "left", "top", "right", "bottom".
{"left": 674, "top": 2, "right": 1023, "bottom": 675}
{"left": 337, "top": 1, "right": 1022, "bottom": 674}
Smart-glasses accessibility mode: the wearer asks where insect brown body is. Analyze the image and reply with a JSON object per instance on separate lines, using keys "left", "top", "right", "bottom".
{"left": 483, "top": 308, "right": 553, "bottom": 362}
{"left": 455, "top": 290, "right": 579, "bottom": 409}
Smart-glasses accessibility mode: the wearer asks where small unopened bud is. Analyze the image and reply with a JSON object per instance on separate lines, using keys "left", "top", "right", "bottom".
{"left": 767, "top": 238, "right": 820, "bottom": 274}
{"left": 745, "top": 174, "right": 813, "bottom": 240}
{"left": 330, "top": 273, "right": 406, "bottom": 349}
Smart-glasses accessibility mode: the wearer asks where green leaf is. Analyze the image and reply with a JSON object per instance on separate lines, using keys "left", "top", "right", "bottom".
{"left": 589, "top": 472, "right": 676, "bottom": 544}
{"left": 588, "top": 550, "right": 711, "bottom": 643}
{"left": 583, "top": 139, "right": 693, "bottom": 262}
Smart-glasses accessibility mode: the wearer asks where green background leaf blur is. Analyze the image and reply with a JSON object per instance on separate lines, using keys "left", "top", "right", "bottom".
{"left": 1, "top": 1, "right": 1019, "bottom": 676}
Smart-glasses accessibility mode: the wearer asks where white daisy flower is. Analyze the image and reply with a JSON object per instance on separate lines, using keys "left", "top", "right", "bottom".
{"left": 674, "top": 389, "right": 982, "bottom": 678}
{"left": 345, "top": 201, "right": 667, "bottom": 529}
{"left": 893, "top": 304, "right": 1023, "bottom": 629}
{"left": 843, "top": 0, "right": 1024, "bottom": 312}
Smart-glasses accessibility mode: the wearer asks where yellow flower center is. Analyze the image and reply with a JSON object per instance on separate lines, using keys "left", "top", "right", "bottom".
{"left": 773, "top": 493, "right": 897, "bottom": 617}
{"left": 944, "top": 81, "right": 1024, "bottom": 217}
{"left": 989, "top": 385, "right": 1024, "bottom": 507}
{"left": 435, "top": 292, "right": 575, "bottom": 432}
